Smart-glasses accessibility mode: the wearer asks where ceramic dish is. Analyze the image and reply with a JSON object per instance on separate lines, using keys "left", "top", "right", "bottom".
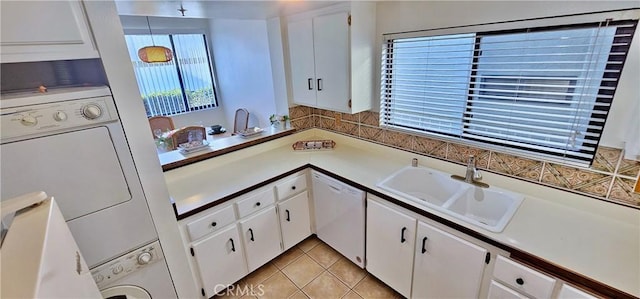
{"left": 239, "top": 127, "right": 264, "bottom": 138}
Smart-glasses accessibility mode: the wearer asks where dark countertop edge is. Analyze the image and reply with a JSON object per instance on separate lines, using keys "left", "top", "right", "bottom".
{"left": 171, "top": 165, "right": 637, "bottom": 299}
{"left": 174, "top": 165, "right": 309, "bottom": 219}
{"left": 161, "top": 129, "right": 296, "bottom": 172}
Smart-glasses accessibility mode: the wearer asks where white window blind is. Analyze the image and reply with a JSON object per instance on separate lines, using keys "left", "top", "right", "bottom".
{"left": 381, "top": 19, "right": 637, "bottom": 165}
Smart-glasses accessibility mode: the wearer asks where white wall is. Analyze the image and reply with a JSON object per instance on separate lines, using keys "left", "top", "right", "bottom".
{"left": 84, "top": 2, "right": 198, "bottom": 298}
{"left": 375, "top": 1, "right": 640, "bottom": 149}
{"left": 119, "top": 15, "right": 229, "bottom": 130}
{"left": 267, "top": 17, "right": 290, "bottom": 116}
{"left": 209, "top": 19, "right": 278, "bottom": 130}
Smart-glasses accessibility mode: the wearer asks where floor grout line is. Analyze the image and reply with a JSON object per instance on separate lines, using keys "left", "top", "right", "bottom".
{"left": 217, "top": 237, "right": 400, "bottom": 299}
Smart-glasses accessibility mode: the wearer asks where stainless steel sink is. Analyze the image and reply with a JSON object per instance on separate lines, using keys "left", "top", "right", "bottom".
{"left": 378, "top": 166, "right": 524, "bottom": 232}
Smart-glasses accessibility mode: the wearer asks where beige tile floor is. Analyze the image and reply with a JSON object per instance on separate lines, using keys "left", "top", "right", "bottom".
{"left": 215, "top": 236, "right": 404, "bottom": 299}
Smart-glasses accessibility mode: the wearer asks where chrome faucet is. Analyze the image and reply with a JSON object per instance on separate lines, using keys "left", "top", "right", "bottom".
{"left": 452, "top": 155, "right": 489, "bottom": 188}
{"left": 465, "top": 156, "right": 481, "bottom": 183}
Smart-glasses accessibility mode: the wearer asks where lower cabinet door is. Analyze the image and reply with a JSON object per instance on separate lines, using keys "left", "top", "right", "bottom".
{"left": 488, "top": 280, "right": 531, "bottom": 299}
{"left": 412, "top": 221, "right": 488, "bottom": 298}
{"left": 366, "top": 199, "right": 416, "bottom": 298}
{"left": 240, "top": 206, "right": 282, "bottom": 272}
{"left": 278, "top": 192, "right": 311, "bottom": 250}
{"left": 192, "top": 225, "right": 247, "bottom": 297}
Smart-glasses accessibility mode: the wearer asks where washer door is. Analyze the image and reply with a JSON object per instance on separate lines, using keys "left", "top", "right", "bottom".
{"left": 101, "top": 285, "right": 151, "bottom": 299}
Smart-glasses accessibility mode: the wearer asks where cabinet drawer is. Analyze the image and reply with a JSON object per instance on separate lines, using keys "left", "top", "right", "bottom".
{"left": 236, "top": 188, "right": 275, "bottom": 218}
{"left": 557, "top": 284, "right": 598, "bottom": 299}
{"left": 494, "top": 255, "right": 556, "bottom": 299}
{"left": 186, "top": 205, "right": 235, "bottom": 242}
{"left": 488, "top": 280, "right": 530, "bottom": 299}
{"left": 275, "top": 174, "right": 307, "bottom": 200}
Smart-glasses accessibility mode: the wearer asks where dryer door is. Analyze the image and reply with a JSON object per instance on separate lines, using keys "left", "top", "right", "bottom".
{"left": 1, "top": 126, "right": 130, "bottom": 221}
{"left": 101, "top": 286, "right": 151, "bottom": 299}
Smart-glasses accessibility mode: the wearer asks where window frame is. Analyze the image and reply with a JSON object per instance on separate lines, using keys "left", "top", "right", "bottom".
{"left": 379, "top": 10, "right": 638, "bottom": 166}
{"left": 124, "top": 28, "right": 221, "bottom": 117}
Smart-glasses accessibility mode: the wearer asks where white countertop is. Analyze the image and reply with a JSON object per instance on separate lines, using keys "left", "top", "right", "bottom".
{"left": 164, "top": 129, "right": 640, "bottom": 297}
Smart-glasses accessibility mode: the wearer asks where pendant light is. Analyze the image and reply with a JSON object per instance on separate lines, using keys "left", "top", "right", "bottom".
{"left": 137, "top": 16, "right": 173, "bottom": 63}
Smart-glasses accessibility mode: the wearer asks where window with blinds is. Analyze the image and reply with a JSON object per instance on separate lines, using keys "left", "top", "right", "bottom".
{"left": 124, "top": 34, "right": 218, "bottom": 117}
{"left": 380, "top": 19, "right": 637, "bottom": 165}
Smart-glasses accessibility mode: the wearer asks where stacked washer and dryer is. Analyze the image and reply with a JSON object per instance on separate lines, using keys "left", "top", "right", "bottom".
{"left": 0, "top": 86, "right": 176, "bottom": 298}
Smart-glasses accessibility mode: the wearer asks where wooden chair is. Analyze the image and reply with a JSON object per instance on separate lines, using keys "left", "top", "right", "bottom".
{"left": 233, "top": 108, "right": 249, "bottom": 135}
{"left": 148, "top": 116, "right": 175, "bottom": 137}
{"left": 170, "top": 126, "right": 206, "bottom": 149}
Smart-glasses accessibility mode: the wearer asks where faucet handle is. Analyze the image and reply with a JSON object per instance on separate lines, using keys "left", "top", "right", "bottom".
{"left": 473, "top": 169, "right": 482, "bottom": 181}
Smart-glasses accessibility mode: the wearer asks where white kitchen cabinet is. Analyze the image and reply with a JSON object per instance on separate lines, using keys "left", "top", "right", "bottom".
{"left": 557, "top": 284, "right": 598, "bottom": 299}
{"left": 493, "top": 255, "right": 557, "bottom": 299}
{"left": 288, "top": 11, "right": 349, "bottom": 111}
{"left": 0, "top": 0, "right": 99, "bottom": 63}
{"left": 287, "top": 17, "right": 318, "bottom": 107}
{"left": 366, "top": 199, "right": 416, "bottom": 298}
{"left": 286, "top": 3, "right": 376, "bottom": 113}
{"left": 412, "top": 221, "right": 488, "bottom": 298}
{"left": 278, "top": 191, "right": 311, "bottom": 250}
{"left": 239, "top": 206, "right": 282, "bottom": 272}
{"left": 191, "top": 225, "right": 247, "bottom": 297}
{"left": 311, "top": 12, "right": 350, "bottom": 112}
{"left": 488, "top": 280, "right": 531, "bottom": 299}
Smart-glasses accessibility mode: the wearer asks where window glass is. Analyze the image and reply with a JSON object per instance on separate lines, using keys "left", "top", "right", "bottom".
{"left": 124, "top": 34, "right": 218, "bottom": 117}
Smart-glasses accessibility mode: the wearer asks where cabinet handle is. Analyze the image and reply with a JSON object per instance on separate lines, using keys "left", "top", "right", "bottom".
{"left": 516, "top": 278, "right": 524, "bottom": 285}
{"left": 291, "top": 185, "right": 296, "bottom": 190}
{"left": 211, "top": 221, "right": 217, "bottom": 227}
{"left": 317, "top": 78, "right": 323, "bottom": 91}
{"left": 256, "top": 202, "right": 261, "bottom": 207}
{"left": 308, "top": 78, "right": 314, "bottom": 90}
{"left": 401, "top": 227, "right": 407, "bottom": 243}
{"left": 421, "top": 236, "right": 428, "bottom": 254}
{"left": 285, "top": 209, "right": 290, "bottom": 222}
{"left": 249, "top": 228, "right": 255, "bottom": 242}
{"left": 229, "top": 238, "right": 236, "bottom": 252}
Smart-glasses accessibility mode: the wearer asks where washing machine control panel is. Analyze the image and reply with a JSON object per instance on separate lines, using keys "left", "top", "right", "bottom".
{"left": 91, "top": 241, "right": 163, "bottom": 289}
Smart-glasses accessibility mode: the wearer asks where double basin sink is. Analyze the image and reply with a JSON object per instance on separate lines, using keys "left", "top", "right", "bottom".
{"left": 377, "top": 166, "right": 524, "bottom": 233}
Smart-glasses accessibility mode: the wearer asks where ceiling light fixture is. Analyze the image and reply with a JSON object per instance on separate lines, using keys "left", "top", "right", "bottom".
{"left": 137, "top": 16, "right": 173, "bottom": 63}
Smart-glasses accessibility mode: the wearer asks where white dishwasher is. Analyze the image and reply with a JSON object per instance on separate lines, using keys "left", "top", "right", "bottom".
{"left": 312, "top": 171, "right": 366, "bottom": 268}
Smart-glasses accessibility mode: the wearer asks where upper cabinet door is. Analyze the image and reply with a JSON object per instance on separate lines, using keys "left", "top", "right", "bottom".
{"left": 287, "top": 17, "right": 317, "bottom": 107}
{"left": 412, "top": 221, "right": 488, "bottom": 299}
{"left": 0, "top": 0, "right": 98, "bottom": 63}
{"left": 313, "top": 12, "right": 350, "bottom": 112}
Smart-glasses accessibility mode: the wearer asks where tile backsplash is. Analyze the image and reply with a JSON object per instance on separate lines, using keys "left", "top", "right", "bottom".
{"left": 289, "top": 106, "right": 640, "bottom": 208}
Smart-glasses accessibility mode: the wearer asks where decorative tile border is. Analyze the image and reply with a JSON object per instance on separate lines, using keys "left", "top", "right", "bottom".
{"left": 488, "top": 152, "right": 543, "bottom": 183}
{"left": 289, "top": 105, "right": 640, "bottom": 208}
{"left": 413, "top": 136, "right": 447, "bottom": 159}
